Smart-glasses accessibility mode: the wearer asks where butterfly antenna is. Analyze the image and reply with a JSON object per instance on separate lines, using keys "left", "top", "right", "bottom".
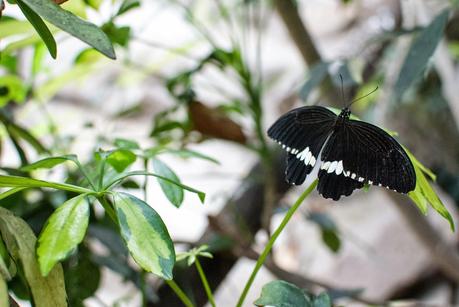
{"left": 346, "top": 86, "right": 379, "bottom": 108}
{"left": 339, "top": 74, "right": 346, "bottom": 108}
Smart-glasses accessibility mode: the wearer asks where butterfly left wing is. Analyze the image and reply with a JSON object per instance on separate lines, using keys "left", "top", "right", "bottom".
{"left": 267, "top": 106, "right": 336, "bottom": 185}
{"left": 318, "top": 119, "right": 416, "bottom": 200}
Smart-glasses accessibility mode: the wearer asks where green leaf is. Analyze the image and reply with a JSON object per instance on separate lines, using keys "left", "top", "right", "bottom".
{"left": 308, "top": 213, "right": 341, "bottom": 253}
{"left": 0, "top": 174, "right": 93, "bottom": 194}
{"left": 152, "top": 158, "right": 184, "bottom": 208}
{"left": 16, "top": 0, "right": 57, "bottom": 58}
{"left": 104, "top": 170, "right": 205, "bottom": 203}
{"left": 101, "top": 22, "right": 131, "bottom": 47}
{"left": 0, "top": 208, "right": 67, "bottom": 306}
{"left": 113, "top": 192, "right": 175, "bottom": 279}
{"left": 299, "top": 62, "right": 329, "bottom": 102}
{"left": 254, "top": 280, "right": 311, "bottom": 307}
{"left": 0, "top": 19, "right": 34, "bottom": 38}
{"left": 313, "top": 292, "right": 332, "bottom": 307}
{"left": 0, "top": 75, "right": 27, "bottom": 107}
{"left": 37, "top": 194, "right": 90, "bottom": 276}
{"left": 21, "top": 155, "right": 78, "bottom": 171}
{"left": 114, "top": 138, "right": 140, "bottom": 150}
{"left": 405, "top": 149, "right": 455, "bottom": 231}
{"left": 321, "top": 229, "right": 341, "bottom": 253}
{"left": 83, "top": 0, "right": 102, "bottom": 9}
{"left": 0, "top": 237, "right": 13, "bottom": 281}
{"left": 0, "top": 278, "right": 7, "bottom": 307}
{"left": 106, "top": 149, "right": 137, "bottom": 173}
{"left": 65, "top": 246, "right": 101, "bottom": 305}
{"left": 32, "top": 43, "right": 47, "bottom": 76}
{"left": 116, "top": 0, "right": 140, "bottom": 16}
{"left": 394, "top": 10, "right": 449, "bottom": 99}
{"left": 0, "top": 187, "right": 26, "bottom": 201}
{"left": 19, "top": 0, "right": 116, "bottom": 59}
{"left": 158, "top": 148, "right": 220, "bottom": 164}
{"left": 176, "top": 244, "right": 213, "bottom": 265}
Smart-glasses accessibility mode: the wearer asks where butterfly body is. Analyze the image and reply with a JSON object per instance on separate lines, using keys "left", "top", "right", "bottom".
{"left": 268, "top": 106, "right": 416, "bottom": 200}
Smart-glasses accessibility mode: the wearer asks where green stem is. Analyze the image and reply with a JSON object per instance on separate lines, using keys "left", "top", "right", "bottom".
{"left": 74, "top": 160, "right": 97, "bottom": 191}
{"left": 166, "top": 280, "right": 195, "bottom": 307}
{"left": 235, "top": 179, "right": 318, "bottom": 307}
{"left": 195, "top": 258, "right": 216, "bottom": 307}
{"left": 98, "top": 159, "right": 106, "bottom": 191}
{"left": 97, "top": 196, "right": 117, "bottom": 225}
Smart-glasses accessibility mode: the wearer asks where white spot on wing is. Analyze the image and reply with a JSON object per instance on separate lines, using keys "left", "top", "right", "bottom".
{"left": 304, "top": 151, "right": 312, "bottom": 165}
{"left": 327, "top": 161, "right": 338, "bottom": 174}
{"left": 335, "top": 160, "right": 343, "bottom": 175}
{"left": 358, "top": 177, "right": 364, "bottom": 182}
{"left": 309, "top": 156, "right": 316, "bottom": 166}
{"left": 368, "top": 180, "right": 373, "bottom": 184}
{"left": 322, "top": 161, "right": 331, "bottom": 171}
{"left": 351, "top": 173, "right": 356, "bottom": 179}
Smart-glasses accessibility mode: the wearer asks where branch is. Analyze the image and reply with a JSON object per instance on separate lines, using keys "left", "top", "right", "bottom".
{"left": 273, "top": 0, "right": 340, "bottom": 104}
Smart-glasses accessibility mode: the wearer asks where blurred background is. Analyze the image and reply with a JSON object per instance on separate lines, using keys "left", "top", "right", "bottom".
{"left": 2, "top": 0, "right": 459, "bottom": 306}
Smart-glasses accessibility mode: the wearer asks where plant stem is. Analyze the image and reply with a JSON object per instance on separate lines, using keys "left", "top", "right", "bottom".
{"left": 97, "top": 196, "right": 117, "bottom": 225}
{"left": 235, "top": 179, "right": 318, "bottom": 307}
{"left": 166, "top": 280, "right": 195, "bottom": 307}
{"left": 195, "top": 258, "right": 216, "bottom": 307}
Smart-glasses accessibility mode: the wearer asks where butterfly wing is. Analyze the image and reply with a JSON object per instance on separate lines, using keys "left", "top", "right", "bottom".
{"left": 267, "top": 106, "right": 336, "bottom": 185}
{"left": 318, "top": 119, "right": 416, "bottom": 200}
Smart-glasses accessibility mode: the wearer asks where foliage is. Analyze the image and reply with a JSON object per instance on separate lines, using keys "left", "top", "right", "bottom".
{"left": 0, "top": 0, "right": 457, "bottom": 306}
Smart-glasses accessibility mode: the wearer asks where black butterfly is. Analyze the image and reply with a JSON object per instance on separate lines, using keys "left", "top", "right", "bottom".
{"left": 267, "top": 106, "right": 416, "bottom": 200}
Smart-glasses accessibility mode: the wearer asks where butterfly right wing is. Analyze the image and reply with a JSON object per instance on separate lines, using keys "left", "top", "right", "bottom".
{"left": 267, "top": 106, "right": 336, "bottom": 185}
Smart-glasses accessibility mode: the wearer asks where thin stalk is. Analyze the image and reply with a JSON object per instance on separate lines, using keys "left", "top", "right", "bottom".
{"left": 195, "top": 258, "right": 216, "bottom": 307}
{"left": 142, "top": 158, "right": 149, "bottom": 201}
{"left": 74, "top": 160, "right": 97, "bottom": 191}
{"left": 98, "top": 159, "right": 106, "bottom": 191}
{"left": 235, "top": 179, "right": 319, "bottom": 307}
{"left": 140, "top": 271, "right": 147, "bottom": 307}
{"left": 166, "top": 280, "right": 195, "bottom": 307}
{"left": 97, "top": 195, "right": 117, "bottom": 225}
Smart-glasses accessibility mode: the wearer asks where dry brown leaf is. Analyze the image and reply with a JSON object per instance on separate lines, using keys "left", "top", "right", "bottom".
{"left": 188, "top": 100, "right": 247, "bottom": 144}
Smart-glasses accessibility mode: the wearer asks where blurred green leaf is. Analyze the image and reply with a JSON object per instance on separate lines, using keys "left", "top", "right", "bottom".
{"left": 107, "top": 149, "right": 137, "bottom": 173}
{"left": 101, "top": 22, "right": 131, "bottom": 47}
{"left": 0, "top": 207, "right": 66, "bottom": 306}
{"left": 113, "top": 192, "right": 175, "bottom": 279}
{"left": 0, "top": 187, "right": 27, "bottom": 201}
{"left": 0, "top": 75, "right": 27, "bottom": 106}
{"left": 308, "top": 212, "right": 341, "bottom": 253}
{"left": 313, "top": 292, "right": 332, "bottom": 307}
{"left": 0, "top": 237, "right": 12, "bottom": 281}
{"left": 394, "top": 9, "right": 449, "bottom": 99}
{"left": 0, "top": 278, "right": 7, "bottom": 307}
{"left": 152, "top": 158, "right": 184, "bottom": 208}
{"left": 65, "top": 246, "right": 100, "bottom": 306}
{"left": 321, "top": 229, "right": 341, "bottom": 253}
{"left": 0, "top": 19, "right": 34, "bottom": 37}
{"left": 116, "top": 0, "right": 140, "bottom": 16}
{"left": 83, "top": 0, "right": 102, "bottom": 9}
{"left": 32, "top": 43, "right": 47, "bottom": 76}
{"left": 37, "top": 194, "right": 90, "bottom": 276}
{"left": 254, "top": 280, "right": 311, "bottom": 307}
{"left": 105, "top": 170, "right": 205, "bottom": 203}
{"left": 74, "top": 48, "right": 104, "bottom": 64}
{"left": 16, "top": 0, "right": 57, "bottom": 58}
{"left": 21, "top": 155, "right": 78, "bottom": 171}
{"left": 114, "top": 138, "right": 140, "bottom": 150}
{"left": 158, "top": 148, "right": 220, "bottom": 165}
{"left": 331, "top": 62, "right": 359, "bottom": 87}
{"left": 20, "top": 0, "right": 116, "bottom": 59}
{"left": 300, "top": 62, "right": 329, "bottom": 102}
